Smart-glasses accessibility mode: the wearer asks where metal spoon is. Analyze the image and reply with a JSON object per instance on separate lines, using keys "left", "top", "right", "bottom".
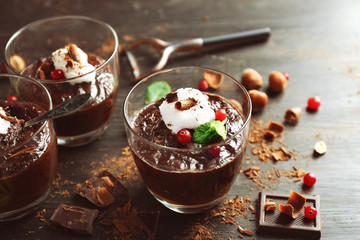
{"left": 23, "top": 93, "right": 91, "bottom": 128}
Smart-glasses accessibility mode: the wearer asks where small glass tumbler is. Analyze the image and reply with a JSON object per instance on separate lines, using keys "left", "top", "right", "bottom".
{"left": 0, "top": 74, "right": 57, "bottom": 221}
{"left": 5, "top": 16, "right": 120, "bottom": 146}
{"left": 123, "top": 67, "right": 251, "bottom": 214}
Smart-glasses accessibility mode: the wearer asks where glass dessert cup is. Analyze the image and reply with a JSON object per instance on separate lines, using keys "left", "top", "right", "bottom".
{"left": 5, "top": 15, "right": 120, "bottom": 147}
{"left": 0, "top": 74, "right": 57, "bottom": 221}
{"left": 123, "top": 67, "right": 251, "bottom": 214}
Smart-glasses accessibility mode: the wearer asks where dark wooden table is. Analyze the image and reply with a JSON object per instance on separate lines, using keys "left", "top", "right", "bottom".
{"left": 1, "top": 0, "right": 360, "bottom": 239}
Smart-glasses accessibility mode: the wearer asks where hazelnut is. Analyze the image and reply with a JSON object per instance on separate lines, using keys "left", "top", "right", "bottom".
{"left": 268, "top": 71, "right": 287, "bottom": 92}
{"left": 284, "top": 107, "right": 302, "bottom": 124}
{"left": 248, "top": 89, "right": 268, "bottom": 112}
{"left": 241, "top": 68, "right": 263, "bottom": 90}
{"left": 9, "top": 54, "right": 26, "bottom": 73}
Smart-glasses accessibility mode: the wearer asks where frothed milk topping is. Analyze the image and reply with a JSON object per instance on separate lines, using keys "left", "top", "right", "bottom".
{"left": 52, "top": 44, "right": 96, "bottom": 85}
{"left": 159, "top": 88, "right": 215, "bottom": 134}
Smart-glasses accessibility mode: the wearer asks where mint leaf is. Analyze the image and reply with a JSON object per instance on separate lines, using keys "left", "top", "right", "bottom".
{"left": 145, "top": 81, "right": 172, "bottom": 104}
{"left": 193, "top": 120, "right": 226, "bottom": 144}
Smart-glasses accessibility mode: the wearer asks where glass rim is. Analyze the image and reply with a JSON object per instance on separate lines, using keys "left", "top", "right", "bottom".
{"left": 123, "top": 66, "right": 252, "bottom": 152}
{"left": 4, "top": 15, "right": 119, "bottom": 84}
{"left": 0, "top": 73, "right": 53, "bottom": 156}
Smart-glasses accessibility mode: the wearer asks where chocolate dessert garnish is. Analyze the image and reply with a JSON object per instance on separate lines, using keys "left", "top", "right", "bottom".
{"left": 264, "top": 199, "right": 277, "bottom": 211}
{"left": 75, "top": 169, "right": 129, "bottom": 208}
{"left": 165, "top": 92, "right": 178, "bottom": 103}
{"left": 37, "top": 61, "right": 54, "bottom": 80}
{"left": 174, "top": 98, "right": 197, "bottom": 110}
{"left": 279, "top": 191, "right": 306, "bottom": 218}
{"left": 0, "top": 111, "right": 25, "bottom": 124}
{"left": 257, "top": 192, "right": 321, "bottom": 238}
{"left": 50, "top": 204, "right": 99, "bottom": 235}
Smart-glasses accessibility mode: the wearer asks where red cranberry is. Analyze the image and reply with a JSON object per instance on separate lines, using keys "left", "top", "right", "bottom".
{"left": 307, "top": 96, "right": 321, "bottom": 111}
{"left": 304, "top": 206, "right": 317, "bottom": 219}
{"left": 7, "top": 95, "right": 18, "bottom": 101}
{"left": 176, "top": 129, "right": 191, "bottom": 144}
{"left": 282, "top": 72, "right": 289, "bottom": 81}
{"left": 198, "top": 79, "right": 209, "bottom": 91}
{"left": 51, "top": 69, "right": 65, "bottom": 80}
{"left": 215, "top": 109, "right": 227, "bottom": 121}
{"left": 303, "top": 173, "right": 316, "bottom": 186}
{"left": 208, "top": 146, "right": 221, "bottom": 157}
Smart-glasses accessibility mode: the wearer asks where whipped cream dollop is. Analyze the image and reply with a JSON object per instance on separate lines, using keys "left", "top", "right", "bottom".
{"left": 52, "top": 44, "right": 96, "bottom": 85}
{"left": 159, "top": 88, "right": 215, "bottom": 134}
{"left": 0, "top": 107, "right": 11, "bottom": 135}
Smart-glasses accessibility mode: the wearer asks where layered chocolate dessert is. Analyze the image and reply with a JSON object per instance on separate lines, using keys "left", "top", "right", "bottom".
{"left": 0, "top": 101, "right": 57, "bottom": 214}
{"left": 130, "top": 88, "right": 246, "bottom": 206}
{"left": 21, "top": 44, "right": 117, "bottom": 137}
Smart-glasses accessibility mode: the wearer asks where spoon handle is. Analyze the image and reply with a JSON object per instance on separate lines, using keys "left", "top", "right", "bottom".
{"left": 24, "top": 93, "right": 91, "bottom": 128}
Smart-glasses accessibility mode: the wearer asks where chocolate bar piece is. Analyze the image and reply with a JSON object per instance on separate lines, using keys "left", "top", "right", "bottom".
{"left": 75, "top": 169, "right": 129, "bottom": 208}
{"left": 50, "top": 204, "right": 99, "bottom": 235}
{"left": 137, "top": 211, "right": 160, "bottom": 240}
{"left": 257, "top": 192, "right": 321, "bottom": 239}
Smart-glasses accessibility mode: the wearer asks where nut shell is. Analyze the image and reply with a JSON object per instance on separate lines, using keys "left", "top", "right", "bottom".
{"left": 269, "top": 71, "right": 287, "bottom": 92}
{"left": 248, "top": 89, "right": 268, "bottom": 112}
{"left": 284, "top": 107, "right": 302, "bottom": 124}
{"left": 241, "top": 68, "right": 263, "bottom": 90}
{"left": 203, "top": 70, "right": 224, "bottom": 89}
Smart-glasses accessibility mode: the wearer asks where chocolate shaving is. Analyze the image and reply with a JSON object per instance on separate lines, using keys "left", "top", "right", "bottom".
{"left": 9, "top": 146, "right": 37, "bottom": 159}
{"left": 174, "top": 99, "right": 196, "bottom": 110}
{"left": 165, "top": 92, "right": 178, "bottom": 103}
{"left": 0, "top": 112, "right": 25, "bottom": 124}
{"left": 279, "top": 191, "right": 306, "bottom": 218}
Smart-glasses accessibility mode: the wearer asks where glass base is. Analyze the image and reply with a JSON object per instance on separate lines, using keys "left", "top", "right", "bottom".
{"left": 0, "top": 188, "right": 50, "bottom": 222}
{"left": 148, "top": 189, "right": 225, "bottom": 214}
{"left": 57, "top": 122, "right": 109, "bottom": 147}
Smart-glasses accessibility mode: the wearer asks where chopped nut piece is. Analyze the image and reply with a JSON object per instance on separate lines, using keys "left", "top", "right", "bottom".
{"left": 284, "top": 107, "right": 302, "bottom": 124}
{"left": 314, "top": 141, "right": 327, "bottom": 155}
{"left": 279, "top": 191, "right": 306, "bottom": 218}
{"left": 203, "top": 70, "right": 224, "bottom": 89}
{"left": 264, "top": 199, "right": 277, "bottom": 211}
{"left": 9, "top": 54, "right": 26, "bottom": 73}
{"left": 68, "top": 44, "right": 82, "bottom": 62}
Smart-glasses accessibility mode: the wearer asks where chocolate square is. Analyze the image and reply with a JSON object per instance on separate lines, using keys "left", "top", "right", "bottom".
{"left": 50, "top": 204, "right": 99, "bottom": 235}
{"left": 257, "top": 192, "right": 321, "bottom": 239}
{"left": 75, "top": 169, "right": 129, "bottom": 208}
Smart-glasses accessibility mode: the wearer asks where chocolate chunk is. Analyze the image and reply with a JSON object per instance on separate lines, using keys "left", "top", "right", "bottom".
{"left": 257, "top": 192, "right": 321, "bottom": 239}
{"left": 75, "top": 169, "right": 129, "bottom": 208}
{"left": 50, "top": 204, "right": 99, "bottom": 235}
{"left": 136, "top": 211, "right": 160, "bottom": 240}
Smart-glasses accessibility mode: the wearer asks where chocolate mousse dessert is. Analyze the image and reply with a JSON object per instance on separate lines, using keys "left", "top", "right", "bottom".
{"left": 0, "top": 101, "right": 57, "bottom": 216}
{"left": 21, "top": 44, "right": 117, "bottom": 137}
{"left": 130, "top": 88, "right": 246, "bottom": 206}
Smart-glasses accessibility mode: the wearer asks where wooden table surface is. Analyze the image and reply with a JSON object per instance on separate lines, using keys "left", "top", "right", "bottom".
{"left": 1, "top": 0, "right": 360, "bottom": 239}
